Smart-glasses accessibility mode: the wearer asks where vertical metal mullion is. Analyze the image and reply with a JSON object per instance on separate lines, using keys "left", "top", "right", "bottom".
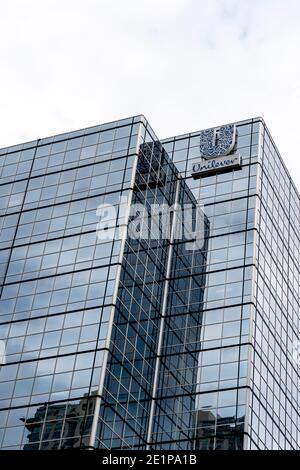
{"left": 88, "top": 123, "right": 143, "bottom": 449}
{"left": 146, "top": 176, "right": 181, "bottom": 449}
{"left": 243, "top": 119, "right": 264, "bottom": 449}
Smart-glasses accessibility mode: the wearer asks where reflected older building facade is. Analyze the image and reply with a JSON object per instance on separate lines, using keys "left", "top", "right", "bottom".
{"left": 0, "top": 116, "right": 299, "bottom": 450}
{"left": 22, "top": 393, "right": 96, "bottom": 449}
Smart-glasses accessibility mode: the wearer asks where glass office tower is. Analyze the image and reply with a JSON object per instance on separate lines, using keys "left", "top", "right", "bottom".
{"left": 0, "top": 116, "right": 299, "bottom": 450}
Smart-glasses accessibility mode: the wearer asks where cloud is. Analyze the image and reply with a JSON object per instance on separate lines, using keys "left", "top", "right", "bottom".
{"left": 0, "top": 0, "right": 299, "bottom": 190}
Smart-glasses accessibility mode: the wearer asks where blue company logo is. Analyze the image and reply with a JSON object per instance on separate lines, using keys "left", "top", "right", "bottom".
{"left": 199, "top": 124, "right": 236, "bottom": 159}
{"left": 192, "top": 124, "right": 240, "bottom": 178}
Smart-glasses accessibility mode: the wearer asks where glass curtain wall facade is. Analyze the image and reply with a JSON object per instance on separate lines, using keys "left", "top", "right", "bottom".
{"left": 0, "top": 115, "right": 299, "bottom": 450}
{"left": 0, "top": 117, "right": 143, "bottom": 449}
{"left": 97, "top": 139, "right": 208, "bottom": 449}
{"left": 247, "top": 123, "right": 300, "bottom": 450}
{"left": 158, "top": 119, "right": 258, "bottom": 449}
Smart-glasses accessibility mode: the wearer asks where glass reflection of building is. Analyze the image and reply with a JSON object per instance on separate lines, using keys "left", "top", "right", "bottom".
{"left": 21, "top": 393, "right": 96, "bottom": 449}
{"left": 0, "top": 115, "right": 299, "bottom": 450}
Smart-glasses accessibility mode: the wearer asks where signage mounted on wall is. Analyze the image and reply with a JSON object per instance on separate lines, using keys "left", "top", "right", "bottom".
{"left": 191, "top": 154, "right": 241, "bottom": 177}
{"left": 191, "top": 124, "right": 241, "bottom": 178}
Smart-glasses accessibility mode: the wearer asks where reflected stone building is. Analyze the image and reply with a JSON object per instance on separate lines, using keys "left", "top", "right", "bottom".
{"left": 0, "top": 116, "right": 299, "bottom": 450}
{"left": 22, "top": 393, "right": 96, "bottom": 449}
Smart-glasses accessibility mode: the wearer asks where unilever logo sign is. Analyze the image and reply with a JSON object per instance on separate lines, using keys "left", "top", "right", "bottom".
{"left": 199, "top": 124, "right": 236, "bottom": 157}
{"left": 192, "top": 124, "right": 241, "bottom": 178}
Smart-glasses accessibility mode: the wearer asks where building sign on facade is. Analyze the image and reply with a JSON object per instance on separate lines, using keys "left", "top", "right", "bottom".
{"left": 191, "top": 154, "right": 241, "bottom": 177}
{"left": 191, "top": 124, "right": 241, "bottom": 178}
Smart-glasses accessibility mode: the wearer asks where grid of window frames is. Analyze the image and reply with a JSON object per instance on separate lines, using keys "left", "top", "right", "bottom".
{"left": 152, "top": 119, "right": 261, "bottom": 450}
{"left": 1, "top": 115, "right": 299, "bottom": 451}
{"left": 248, "top": 121, "right": 300, "bottom": 450}
{"left": 0, "top": 117, "right": 144, "bottom": 449}
{"left": 95, "top": 129, "right": 192, "bottom": 449}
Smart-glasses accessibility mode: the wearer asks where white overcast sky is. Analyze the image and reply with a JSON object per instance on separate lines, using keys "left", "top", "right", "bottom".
{"left": 0, "top": 0, "right": 300, "bottom": 190}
